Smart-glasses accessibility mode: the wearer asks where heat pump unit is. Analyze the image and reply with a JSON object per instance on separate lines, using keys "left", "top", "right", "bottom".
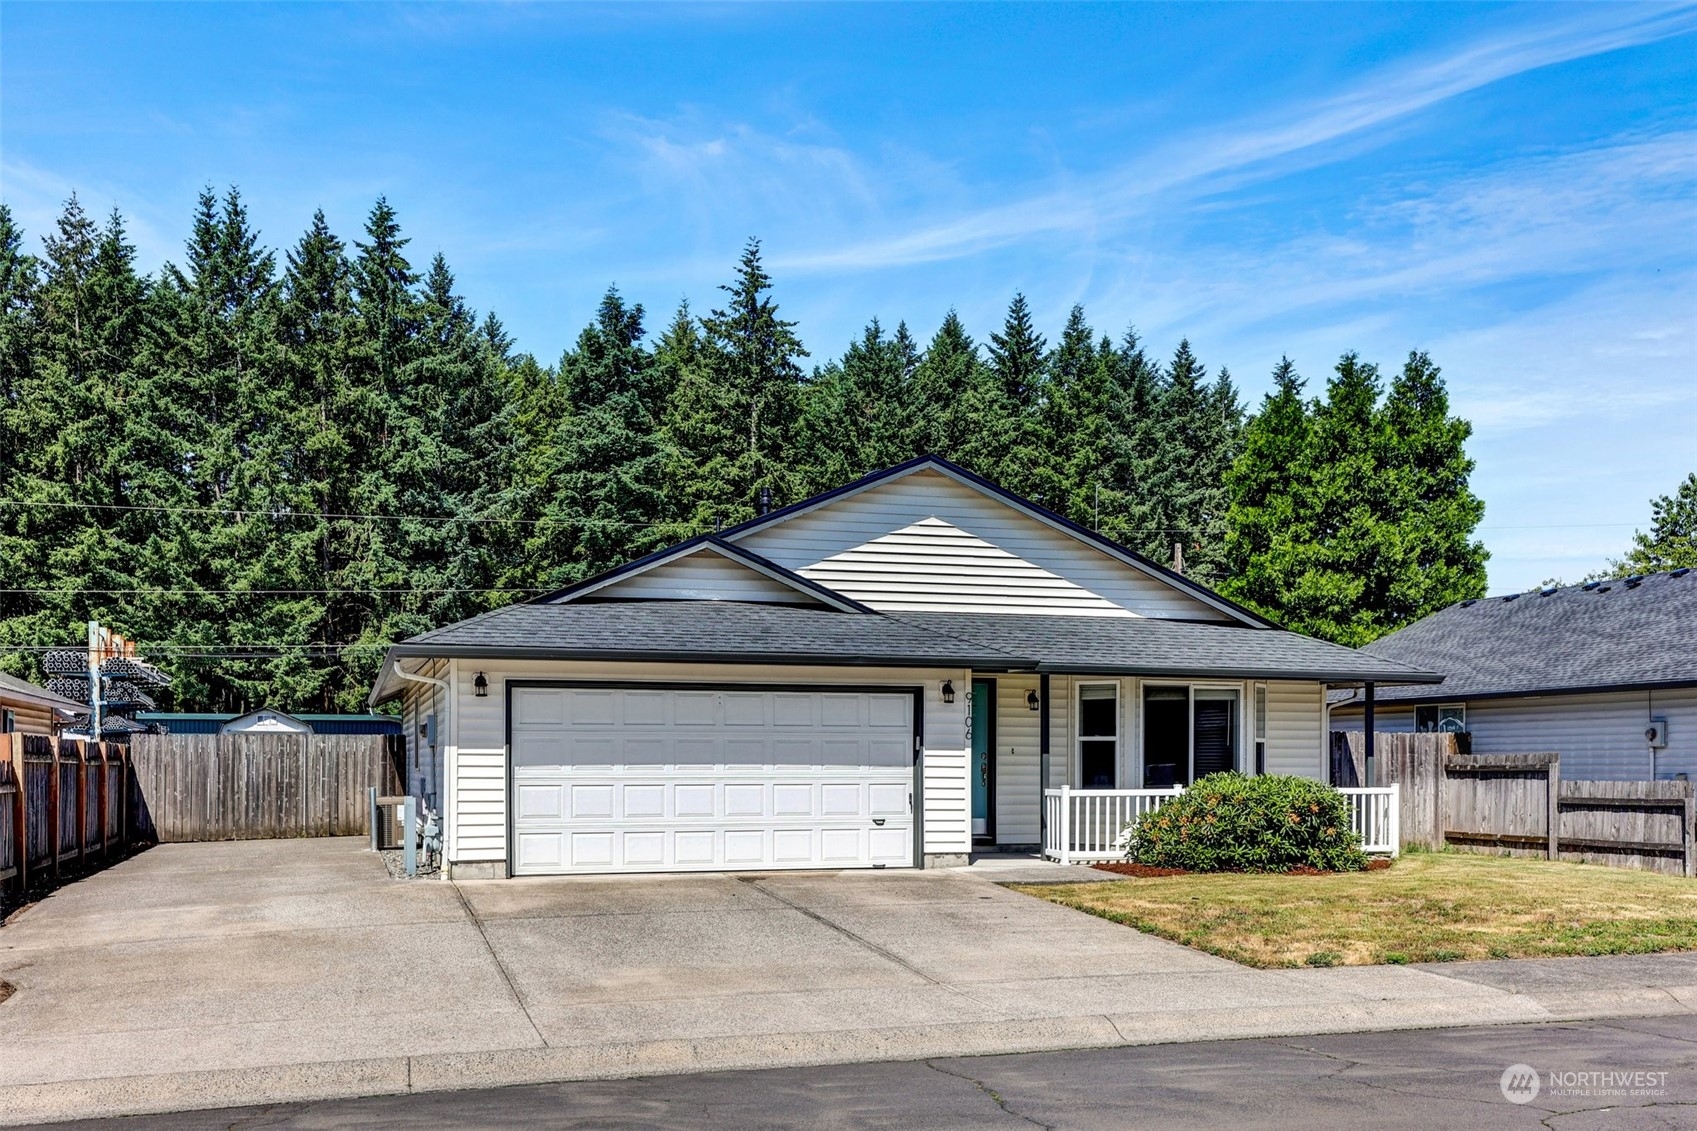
{"left": 1646, "top": 718, "right": 1668, "bottom": 748}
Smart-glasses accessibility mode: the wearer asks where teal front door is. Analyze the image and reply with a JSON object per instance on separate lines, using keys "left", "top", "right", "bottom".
{"left": 971, "top": 679, "right": 994, "bottom": 839}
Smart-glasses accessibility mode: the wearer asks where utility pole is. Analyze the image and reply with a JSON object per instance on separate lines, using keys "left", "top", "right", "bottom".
{"left": 87, "top": 620, "right": 104, "bottom": 739}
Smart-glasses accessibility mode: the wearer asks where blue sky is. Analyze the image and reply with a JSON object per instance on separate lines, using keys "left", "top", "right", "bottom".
{"left": 3, "top": 2, "right": 1694, "bottom": 592}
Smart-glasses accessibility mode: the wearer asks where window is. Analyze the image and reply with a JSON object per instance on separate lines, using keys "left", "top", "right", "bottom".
{"left": 1253, "top": 683, "right": 1267, "bottom": 775}
{"left": 1, "top": 708, "right": 14, "bottom": 734}
{"left": 1142, "top": 685, "right": 1241, "bottom": 787}
{"left": 1415, "top": 705, "right": 1466, "bottom": 733}
{"left": 1077, "top": 683, "right": 1118, "bottom": 788}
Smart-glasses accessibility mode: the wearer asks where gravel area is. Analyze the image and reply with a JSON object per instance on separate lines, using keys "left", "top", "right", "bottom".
{"left": 378, "top": 847, "right": 440, "bottom": 879}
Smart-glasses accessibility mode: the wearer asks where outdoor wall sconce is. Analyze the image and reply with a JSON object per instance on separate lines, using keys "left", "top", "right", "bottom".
{"left": 474, "top": 671, "right": 489, "bottom": 698}
{"left": 1026, "top": 689, "right": 1040, "bottom": 711}
{"left": 940, "top": 679, "right": 955, "bottom": 704}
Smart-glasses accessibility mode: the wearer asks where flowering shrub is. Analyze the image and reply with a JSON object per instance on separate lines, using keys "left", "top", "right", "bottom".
{"left": 1123, "top": 773, "right": 1368, "bottom": 873}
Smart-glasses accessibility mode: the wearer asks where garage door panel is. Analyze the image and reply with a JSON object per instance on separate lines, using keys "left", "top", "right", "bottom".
{"left": 517, "top": 784, "right": 562, "bottom": 819}
{"left": 566, "top": 690, "right": 614, "bottom": 725}
{"left": 511, "top": 687, "right": 914, "bottom": 875}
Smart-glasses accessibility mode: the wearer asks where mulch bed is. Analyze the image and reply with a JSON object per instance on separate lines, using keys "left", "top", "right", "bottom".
{"left": 1092, "top": 857, "right": 1394, "bottom": 878}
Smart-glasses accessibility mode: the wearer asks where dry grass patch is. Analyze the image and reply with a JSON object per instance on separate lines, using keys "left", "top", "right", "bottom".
{"left": 1011, "top": 852, "right": 1697, "bottom": 968}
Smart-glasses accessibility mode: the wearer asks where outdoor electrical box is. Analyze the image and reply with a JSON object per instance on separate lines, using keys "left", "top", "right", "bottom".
{"left": 1646, "top": 718, "right": 1668, "bottom": 748}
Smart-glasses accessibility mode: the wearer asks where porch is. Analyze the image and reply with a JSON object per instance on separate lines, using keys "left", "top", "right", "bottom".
{"left": 1040, "top": 784, "right": 1402, "bottom": 864}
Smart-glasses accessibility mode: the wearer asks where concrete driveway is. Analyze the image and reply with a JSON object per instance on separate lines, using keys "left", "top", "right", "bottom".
{"left": 1, "top": 838, "right": 1686, "bottom": 1124}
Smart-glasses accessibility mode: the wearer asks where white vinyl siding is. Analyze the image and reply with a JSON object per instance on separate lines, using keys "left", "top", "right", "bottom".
{"left": 400, "top": 658, "right": 447, "bottom": 811}
{"left": 584, "top": 549, "right": 824, "bottom": 605}
{"left": 735, "top": 468, "right": 1230, "bottom": 620}
{"left": 1263, "top": 680, "right": 1327, "bottom": 780}
{"left": 443, "top": 660, "right": 970, "bottom": 870}
{"left": 1336, "top": 688, "right": 1697, "bottom": 782}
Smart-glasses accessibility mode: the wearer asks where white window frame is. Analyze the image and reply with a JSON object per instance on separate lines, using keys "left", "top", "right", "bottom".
{"left": 1135, "top": 680, "right": 1251, "bottom": 787}
{"left": 1415, "top": 704, "right": 1466, "bottom": 734}
{"left": 1074, "top": 680, "right": 1121, "bottom": 788}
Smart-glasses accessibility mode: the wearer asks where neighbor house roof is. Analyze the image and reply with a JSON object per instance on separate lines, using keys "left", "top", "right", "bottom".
{"left": 0, "top": 671, "right": 85, "bottom": 713}
{"left": 1334, "top": 568, "right": 1697, "bottom": 706}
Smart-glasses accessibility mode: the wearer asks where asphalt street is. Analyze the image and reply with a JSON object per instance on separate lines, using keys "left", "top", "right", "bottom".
{"left": 46, "top": 1016, "right": 1697, "bottom": 1130}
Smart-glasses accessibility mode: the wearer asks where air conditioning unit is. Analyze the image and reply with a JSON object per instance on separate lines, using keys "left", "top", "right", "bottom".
{"left": 1645, "top": 718, "right": 1668, "bottom": 749}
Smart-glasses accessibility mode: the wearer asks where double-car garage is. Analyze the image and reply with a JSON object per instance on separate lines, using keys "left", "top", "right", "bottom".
{"left": 509, "top": 684, "right": 919, "bottom": 875}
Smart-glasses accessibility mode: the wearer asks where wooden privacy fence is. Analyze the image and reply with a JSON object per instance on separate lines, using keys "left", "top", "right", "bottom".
{"left": 129, "top": 732, "right": 403, "bottom": 842}
{"left": 2, "top": 734, "right": 132, "bottom": 899}
{"left": 1331, "top": 732, "right": 1696, "bottom": 876}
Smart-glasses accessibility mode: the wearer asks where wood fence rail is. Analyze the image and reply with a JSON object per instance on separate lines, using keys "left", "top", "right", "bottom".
{"left": 129, "top": 733, "right": 403, "bottom": 842}
{"left": 1331, "top": 732, "right": 1695, "bottom": 876}
{"left": 2, "top": 734, "right": 132, "bottom": 900}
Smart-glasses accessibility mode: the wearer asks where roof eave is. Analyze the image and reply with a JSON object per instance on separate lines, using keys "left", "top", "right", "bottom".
{"left": 384, "top": 642, "right": 1015, "bottom": 669}
{"left": 1333, "top": 676, "right": 1697, "bottom": 708}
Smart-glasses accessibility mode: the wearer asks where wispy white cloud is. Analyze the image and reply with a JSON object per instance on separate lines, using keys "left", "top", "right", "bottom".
{"left": 772, "top": 4, "right": 1697, "bottom": 272}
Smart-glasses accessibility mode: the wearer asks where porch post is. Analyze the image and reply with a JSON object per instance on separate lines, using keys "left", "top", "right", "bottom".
{"left": 1058, "top": 784, "right": 1071, "bottom": 866}
{"left": 1038, "top": 672, "right": 1051, "bottom": 849}
{"left": 1363, "top": 682, "right": 1376, "bottom": 788}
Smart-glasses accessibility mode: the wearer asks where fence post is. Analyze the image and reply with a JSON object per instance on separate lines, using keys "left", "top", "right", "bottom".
{"left": 1546, "top": 755, "right": 1560, "bottom": 861}
{"left": 95, "top": 743, "right": 108, "bottom": 860}
{"left": 1684, "top": 784, "right": 1695, "bottom": 880}
{"left": 368, "top": 786, "right": 379, "bottom": 852}
{"left": 75, "top": 741, "right": 88, "bottom": 864}
{"left": 8, "top": 734, "right": 24, "bottom": 897}
{"left": 1058, "top": 785, "right": 1071, "bottom": 867}
{"left": 46, "top": 738, "right": 61, "bottom": 880}
{"left": 1389, "top": 783, "right": 1401, "bottom": 858}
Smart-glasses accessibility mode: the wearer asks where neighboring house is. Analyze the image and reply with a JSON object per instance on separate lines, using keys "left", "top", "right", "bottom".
{"left": 1331, "top": 569, "right": 1696, "bottom": 781}
{"left": 369, "top": 456, "right": 1437, "bottom": 878}
{"left": 135, "top": 711, "right": 403, "bottom": 736}
{"left": 0, "top": 671, "right": 85, "bottom": 737}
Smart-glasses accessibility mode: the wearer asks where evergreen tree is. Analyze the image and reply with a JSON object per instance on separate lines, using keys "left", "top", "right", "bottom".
{"left": 905, "top": 310, "right": 983, "bottom": 461}
{"left": 1094, "top": 326, "right": 1166, "bottom": 556}
{"left": 795, "top": 317, "right": 919, "bottom": 492}
{"left": 961, "top": 293, "right": 1050, "bottom": 500}
{"left": 662, "top": 239, "right": 807, "bottom": 527}
{"left": 1143, "top": 339, "right": 1241, "bottom": 582}
{"left": 1604, "top": 473, "right": 1697, "bottom": 575}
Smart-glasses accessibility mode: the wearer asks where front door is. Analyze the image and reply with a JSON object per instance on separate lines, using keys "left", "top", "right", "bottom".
{"left": 971, "top": 679, "right": 994, "bottom": 839}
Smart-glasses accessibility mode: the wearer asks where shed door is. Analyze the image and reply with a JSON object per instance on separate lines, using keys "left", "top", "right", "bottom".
{"left": 510, "top": 686, "right": 915, "bottom": 875}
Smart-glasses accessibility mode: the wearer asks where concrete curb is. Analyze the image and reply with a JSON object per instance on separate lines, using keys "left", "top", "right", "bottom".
{"left": 3, "top": 987, "right": 1692, "bottom": 1127}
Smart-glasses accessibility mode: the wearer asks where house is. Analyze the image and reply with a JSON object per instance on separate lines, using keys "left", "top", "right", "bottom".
{"left": 0, "top": 671, "right": 85, "bottom": 737}
{"left": 135, "top": 711, "right": 403, "bottom": 736}
{"left": 369, "top": 456, "right": 1438, "bottom": 878}
{"left": 1330, "top": 569, "right": 1696, "bottom": 781}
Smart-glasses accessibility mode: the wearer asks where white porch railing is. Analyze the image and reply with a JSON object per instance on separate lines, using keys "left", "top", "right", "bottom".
{"left": 1340, "top": 785, "right": 1400, "bottom": 856}
{"left": 1042, "top": 783, "right": 1401, "bottom": 863}
{"left": 1043, "top": 786, "right": 1184, "bottom": 864}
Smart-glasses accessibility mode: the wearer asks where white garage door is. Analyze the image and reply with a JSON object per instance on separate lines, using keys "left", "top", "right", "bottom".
{"left": 510, "top": 686, "right": 915, "bottom": 875}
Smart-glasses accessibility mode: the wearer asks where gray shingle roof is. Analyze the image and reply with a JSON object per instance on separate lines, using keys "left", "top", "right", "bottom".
{"left": 1350, "top": 569, "right": 1697, "bottom": 703}
{"left": 384, "top": 602, "right": 1438, "bottom": 686}
{"left": 391, "top": 601, "right": 1023, "bottom": 668}
{"left": 890, "top": 612, "right": 1441, "bottom": 683}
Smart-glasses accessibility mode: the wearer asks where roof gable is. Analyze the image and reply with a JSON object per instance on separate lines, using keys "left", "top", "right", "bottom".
{"left": 729, "top": 459, "right": 1260, "bottom": 623}
{"left": 535, "top": 539, "right": 871, "bottom": 613}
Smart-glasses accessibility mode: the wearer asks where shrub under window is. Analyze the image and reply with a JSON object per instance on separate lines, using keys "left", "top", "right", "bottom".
{"left": 1124, "top": 773, "right": 1368, "bottom": 873}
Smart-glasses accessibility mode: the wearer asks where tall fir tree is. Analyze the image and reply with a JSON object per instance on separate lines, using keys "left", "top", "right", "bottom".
{"left": 662, "top": 239, "right": 807, "bottom": 527}
{"left": 795, "top": 317, "right": 919, "bottom": 493}
{"left": 905, "top": 310, "right": 983, "bottom": 461}
{"left": 962, "top": 293, "right": 1050, "bottom": 500}
{"left": 1602, "top": 473, "right": 1697, "bottom": 575}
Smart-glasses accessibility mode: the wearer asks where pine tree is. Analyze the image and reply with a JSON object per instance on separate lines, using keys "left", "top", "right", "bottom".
{"left": 795, "top": 317, "right": 919, "bottom": 492}
{"left": 1222, "top": 357, "right": 1311, "bottom": 619}
{"left": 663, "top": 240, "right": 807, "bottom": 527}
{"left": 1144, "top": 339, "right": 1242, "bottom": 582}
{"left": 905, "top": 310, "right": 983, "bottom": 461}
{"left": 1094, "top": 327, "right": 1166, "bottom": 556}
{"left": 962, "top": 294, "right": 1050, "bottom": 500}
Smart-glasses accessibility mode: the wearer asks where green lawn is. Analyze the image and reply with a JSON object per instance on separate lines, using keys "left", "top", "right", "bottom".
{"left": 1012, "top": 852, "right": 1697, "bottom": 969}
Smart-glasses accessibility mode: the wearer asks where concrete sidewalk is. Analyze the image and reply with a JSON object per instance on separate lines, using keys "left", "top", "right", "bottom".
{"left": 1, "top": 839, "right": 1694, "bottom": 1126}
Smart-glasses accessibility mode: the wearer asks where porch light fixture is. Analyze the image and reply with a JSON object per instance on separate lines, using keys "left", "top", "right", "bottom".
{"left": 1026, "top": 689, "right": 1040, "bottom": 711}
{"left": 473, "top": 671, "right": 489, "bottom": 698}
{"left": 940, "top": 680, "right": 955, "bottom": 704}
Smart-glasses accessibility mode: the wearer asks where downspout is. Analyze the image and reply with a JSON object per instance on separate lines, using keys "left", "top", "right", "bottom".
{"left": 393, "top": 661, "right": 450, "bottom": 802}
{"left": 1363, "top": 682, "right": 1376, "bottom": 788}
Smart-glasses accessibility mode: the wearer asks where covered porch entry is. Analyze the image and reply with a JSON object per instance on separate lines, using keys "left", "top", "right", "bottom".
{"left": 964, "top": 670, "right": 1399, "bottom": 859}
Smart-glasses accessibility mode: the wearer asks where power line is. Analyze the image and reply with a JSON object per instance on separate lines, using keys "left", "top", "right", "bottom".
{"left": 1, "top": 587, "right": 550, "bottom": 595}
{"left": 0, "top": 497, "right": 1648, "bottom": 533}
